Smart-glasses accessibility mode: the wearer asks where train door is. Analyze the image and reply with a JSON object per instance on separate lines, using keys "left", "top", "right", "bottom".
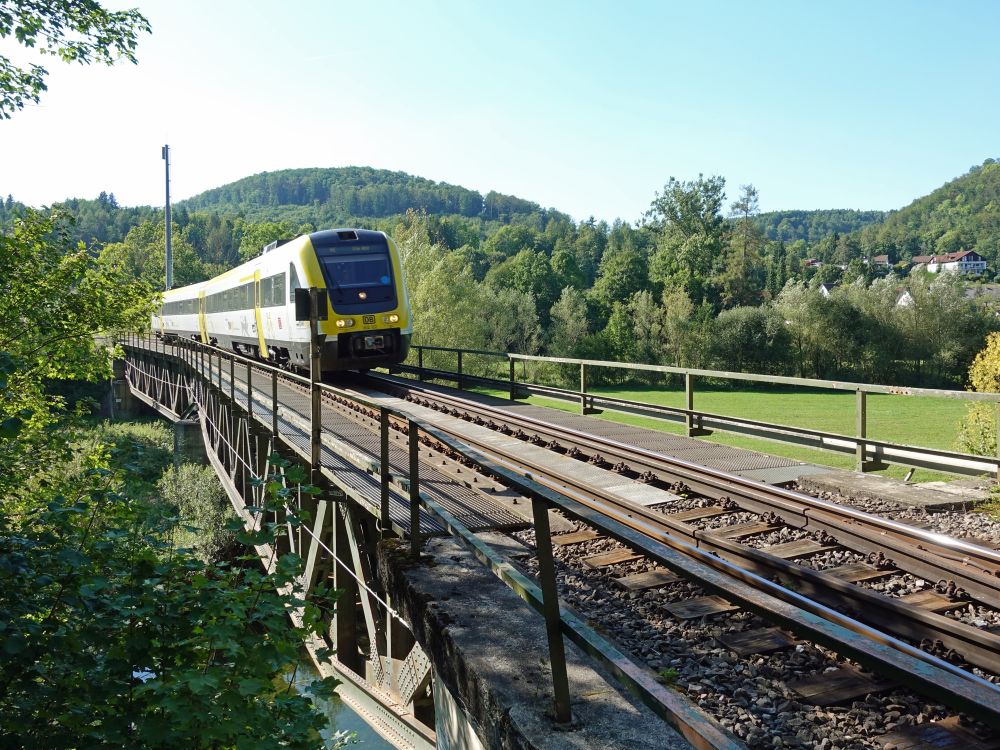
{"left": 253, "top": 271, "right": 268, "bottom": 359}
{"left": 197, "top": 291, "right": 208, "bottom": 343}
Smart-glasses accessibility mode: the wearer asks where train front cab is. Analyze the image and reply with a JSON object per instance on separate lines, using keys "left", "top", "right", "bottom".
{"left": 302, "top": 229, "right": 411, "bottom": 372}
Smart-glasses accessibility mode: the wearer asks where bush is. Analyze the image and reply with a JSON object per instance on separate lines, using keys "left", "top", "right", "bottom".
{"left": 956, "top": 332, "right": 1000, "bottom": 456}
{"left": 158, "top": 462, "right": 235, "bottom": 563}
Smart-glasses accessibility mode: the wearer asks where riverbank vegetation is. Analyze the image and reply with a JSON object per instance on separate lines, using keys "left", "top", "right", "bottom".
{"left": 0, "top": 208, "right": 340, "bottom": 748}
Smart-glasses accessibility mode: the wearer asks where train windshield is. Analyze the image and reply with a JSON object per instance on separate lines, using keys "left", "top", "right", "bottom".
{"left": 318, "top": 247, "right": 397, "bottom": 311}
{"left": 321, "top": 254, "right": 392, "bottom": 288}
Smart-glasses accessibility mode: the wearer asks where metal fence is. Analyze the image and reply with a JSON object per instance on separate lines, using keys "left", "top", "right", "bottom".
{"left": 396, "top": 345, "right": 1000, "bottom": 479}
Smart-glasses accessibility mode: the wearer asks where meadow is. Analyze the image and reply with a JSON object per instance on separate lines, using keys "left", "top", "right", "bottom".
{"left": 478, "top": 382, "right": 972, "bottom": 483}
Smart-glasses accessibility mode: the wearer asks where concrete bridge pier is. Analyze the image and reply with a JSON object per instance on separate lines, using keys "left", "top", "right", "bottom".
{"left": 173, "top": 418, "right": 206, "bottom": 465}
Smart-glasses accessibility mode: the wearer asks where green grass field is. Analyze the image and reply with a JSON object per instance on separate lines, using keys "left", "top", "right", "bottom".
{"left": 471, "top": 382, "right": 973, "bottom": 483}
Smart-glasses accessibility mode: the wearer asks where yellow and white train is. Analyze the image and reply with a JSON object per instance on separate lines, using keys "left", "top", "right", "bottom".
{"left": 152, "top": 229, "right": 411, "bottom": 373}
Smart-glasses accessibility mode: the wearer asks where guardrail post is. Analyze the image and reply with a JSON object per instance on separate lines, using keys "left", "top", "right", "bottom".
{"left": 580, "top": 362, "right": 588, "bottom": 415}
{"left": 417, "top": 347, "right": 424, "bottom": 381}
{"left": 271, "top": 369, "right": 279, "bottom": 439}
{"left": 408, "top": 419, "right": 420, "bottom": 555}
{"left": 456, "top": 350, "right": 463, "bottom": 390}
{"left": 246, "top": 361, "right": 253, "bottom": 425}
{"left": 309, "top": 288, "right": 322, "bottom": 487}
{"left": 685, "top": 372, "right": 696, "bottom": 437}
{"left": 380, "top": 407, "right": 391, "bottom": 530}
{"left": 856, "top": 389, "right": 867, "bottom": 472}
{"left": 996, "top": 402, "right": 1000, "bottom": 482}
{"left": 509, "top": 357, "right": 516, "bottom": 401}
{"left": 531, "top": 496, "right": 571, "bottom": 723}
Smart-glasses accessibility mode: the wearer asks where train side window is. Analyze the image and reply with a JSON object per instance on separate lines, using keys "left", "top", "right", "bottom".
{"left": 289, "top": 263, "right": 300, "bottom": 303}
{"left": 261, "top": 276, "right": 271, "bottom": 307}
{"left": 273, "top": 273, "right": 285, "bottom": 305}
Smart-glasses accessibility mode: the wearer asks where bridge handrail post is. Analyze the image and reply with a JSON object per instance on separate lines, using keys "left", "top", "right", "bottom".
{"left": 684, "top": 371, "right": 696, "bottom": 437}
{"left": 271, "top": 369, "right": 279, "bottom": 439}
{"left": 379, "top": 407, "right": 391, "bottom": 530}
{"left": 246, "top": 361, "right": 253, "bottom": 425}
{"left": 530, "top": 496, "right": 572, "bottom": 723}
{"left": 856, "top": 389, "right": 867, "bottom": 472}
{"left": 309, "top": 288, "right": 322, "bottom": 487}
{"left": 509, "top": 357, "right": 516, "bottom": 401}
{"left": 408, "top": 419, "right": 421, "bottom": 554}
{"left": 417, "top": 347, "right": 424, "bottom": 381}
{"left": 457, "top": 350, "right": 463, "bottom": 390}
{"left": 580, "top": 362, "right": 587, "bottom": 415}
{"left": 229, "top": 356, "right": 235, "bottom": 406}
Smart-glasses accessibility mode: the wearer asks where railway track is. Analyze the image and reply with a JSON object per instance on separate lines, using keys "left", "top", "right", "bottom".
{"left": 342, "top": 376, "right": 1000, "bottom": 688}
{"left": 262, "top": 365, "right": 1000, "bottom": 679}
{"left": 374, "top": 375, "right": 1000, "bottom": 602}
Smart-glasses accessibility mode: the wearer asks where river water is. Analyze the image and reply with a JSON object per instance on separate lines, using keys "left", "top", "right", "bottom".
{"left": 292, "top": 658, "right": 395, "bottom": 749}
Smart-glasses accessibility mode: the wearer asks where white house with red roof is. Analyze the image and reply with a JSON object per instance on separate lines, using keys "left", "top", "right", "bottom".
{"left": 911, "top": 250, "right": 987, "bottom": 275}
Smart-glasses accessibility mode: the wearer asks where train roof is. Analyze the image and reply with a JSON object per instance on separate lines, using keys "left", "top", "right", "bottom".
{"left": 159, "top": 228, "right": 387, "bottom": 302}
{"left": 309, "top": 228, "right": 386, "bottom": 248}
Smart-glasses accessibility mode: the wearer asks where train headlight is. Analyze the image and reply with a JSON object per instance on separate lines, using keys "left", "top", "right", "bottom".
{"left": 358, "top": 291, "right": 367, "bottom": 300}
{"left": 335, "top": 319, "right": 355, "bottom": 328}
{"left": 383, "top": 314, "right": 399, "bottom": 323}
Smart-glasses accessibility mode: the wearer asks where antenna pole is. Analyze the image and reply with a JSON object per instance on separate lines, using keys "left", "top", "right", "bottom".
{"left": 162, "top": 144, "right": 173, "bottom": 290}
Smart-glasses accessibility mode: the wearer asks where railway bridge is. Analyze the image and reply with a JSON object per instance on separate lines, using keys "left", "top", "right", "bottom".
{"left": 113, "top": 329, "right": 1000, "bottom": 750}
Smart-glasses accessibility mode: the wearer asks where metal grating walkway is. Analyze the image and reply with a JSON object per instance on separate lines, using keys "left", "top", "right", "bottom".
{"left": 215, "top": 361, "right": 527, "bottom": 534}
{"left": 374, "top": 375, "right": 825, "bottom": 485}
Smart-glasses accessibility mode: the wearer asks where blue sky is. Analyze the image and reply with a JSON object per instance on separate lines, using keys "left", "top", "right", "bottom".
{"left": 1, "top": 0, "right": 998, "bottom": 222}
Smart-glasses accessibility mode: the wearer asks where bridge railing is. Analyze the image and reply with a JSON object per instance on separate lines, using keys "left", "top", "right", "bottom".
{"left": 396, "top": 344, "right": 1000, "bottom": 479}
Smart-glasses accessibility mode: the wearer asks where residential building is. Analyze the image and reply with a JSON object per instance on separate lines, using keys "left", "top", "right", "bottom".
{"left": 913, "top": 250, "right": 987, "bottom": 275}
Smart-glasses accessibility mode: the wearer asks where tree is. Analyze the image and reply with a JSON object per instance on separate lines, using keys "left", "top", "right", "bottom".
{"left": 0, "top": 0, "right": 150, "bottom": 118}
{"left": 100, "top": 219, "right": 208, "bottom": 287}
{"left": 661, "top": 287, "right": 696, "bottom": 366}
{"left": 547, "top": 287, "right": 589, "bottom": 357}
{"left": 717, "top": 185, "right": 766, "bottom": 308}
{"left": 484, "top": 248, "right": 559, "bottom": 321}
{"left": 646, "top": 175, "right": 727, "bottom": 305}
{"left": 588, "top": 229, "right": 649, "bottom": 314}
{"left": 0, "top": 211, "right": 155, "bottom": 499}
{"left": 481, "top": 224, "right": 538, "bottom": 267}
{"left": 711, "top": 305, "right": 792, "bottom": 374}
{"left": 956, "top": 332, "right": 1000, "bottom": 456}
{"left": 0, "top": 210, "right": 341, "bottom": 747}
{"left": 550, "top": 240, "right": 585, "bottom": 290}
{"left": 645, "top": 175, "right": 726, "bottom": 239}
{"left": 0, "top": 450, "right": 341, "bottom": 748}
{"left": 729, "top": 184, "right": 761, "bottom": 262}
{"left": 238, "top": 219, "right": 297, "bottom": 262}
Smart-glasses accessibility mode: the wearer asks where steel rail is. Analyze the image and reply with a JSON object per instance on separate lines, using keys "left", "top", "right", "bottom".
{"left": 376, "top": 376, "right": 1000, "bottom": 602}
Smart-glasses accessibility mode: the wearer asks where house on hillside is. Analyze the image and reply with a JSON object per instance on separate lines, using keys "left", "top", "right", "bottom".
{"left": 804, "top": 258, "right": 823, "bottom": 269}
{"left": 895, "top": 290, "right": 915, "bottom": 307}
{"left": 819, "top": 283, "right": 838, "bottom": 297}
{"left": 913, "top": 250, "right": 987, "bottom": 275}
{"left": 871, "top": 254, "right": 892, "bottom": 269}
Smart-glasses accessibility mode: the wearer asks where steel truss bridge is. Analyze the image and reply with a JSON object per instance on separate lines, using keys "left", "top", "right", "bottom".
{"left": 115, "top": 332, "right": 1000, "bottom": 750}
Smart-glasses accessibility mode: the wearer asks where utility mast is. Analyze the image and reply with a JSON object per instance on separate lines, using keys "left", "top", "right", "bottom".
{"left": 162, "top": 144, "right": 173, "bottom": 290}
